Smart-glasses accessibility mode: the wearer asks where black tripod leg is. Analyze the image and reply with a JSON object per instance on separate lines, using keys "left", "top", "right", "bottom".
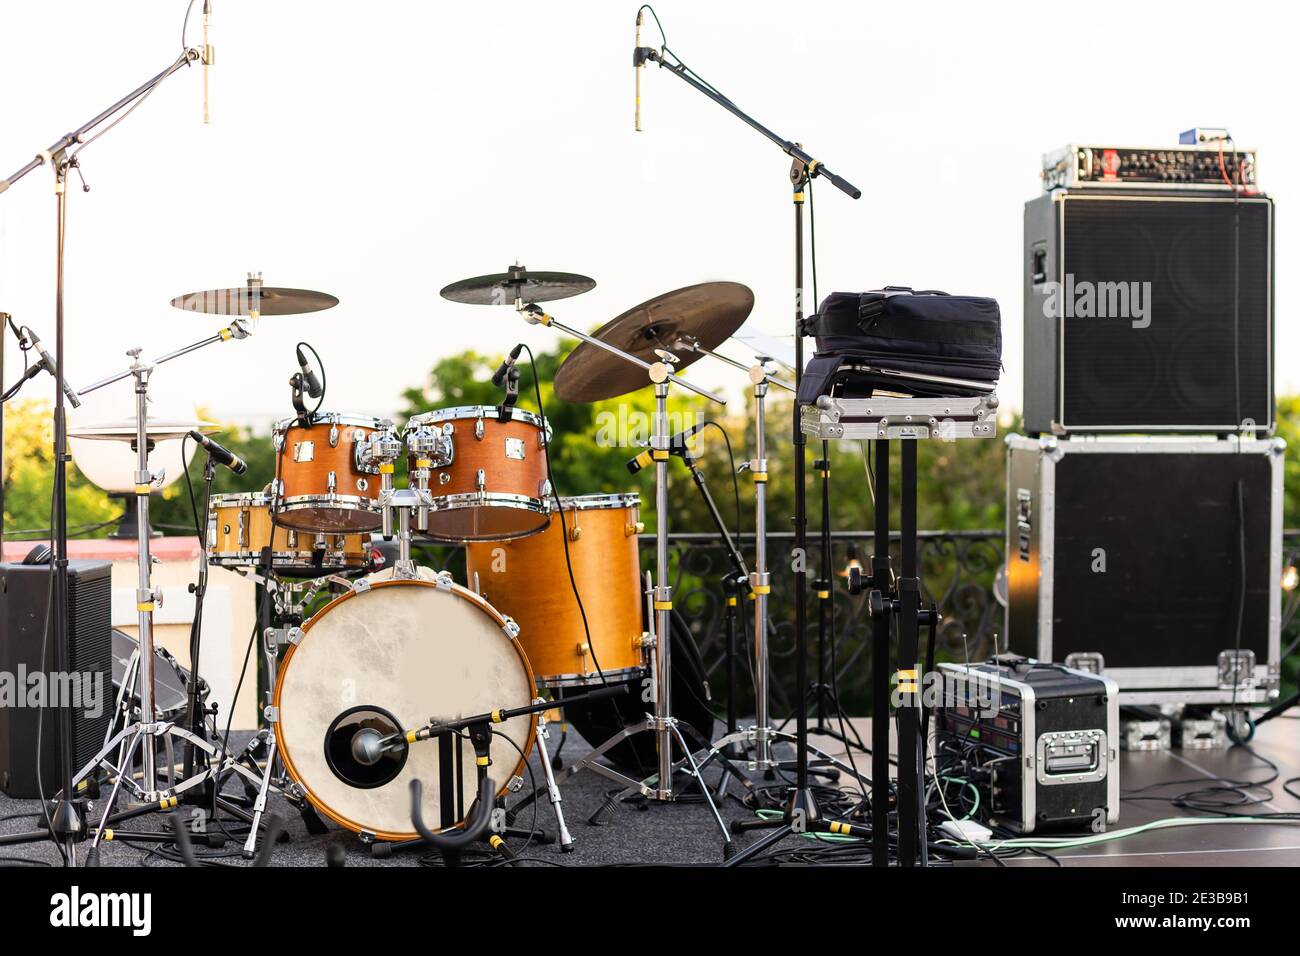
{"left": 870, "top": 438, "right": 891, "bottom": 867}
{"left": 896, "top": 440, "right": 922, "bottom": 868}
{"left": 721, "top": 821, "right": 795, "bottom": 867}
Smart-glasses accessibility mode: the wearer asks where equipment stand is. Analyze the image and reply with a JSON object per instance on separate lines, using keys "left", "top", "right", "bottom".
{"left": 517, "top": 297, "right": 739, "bottom": 845}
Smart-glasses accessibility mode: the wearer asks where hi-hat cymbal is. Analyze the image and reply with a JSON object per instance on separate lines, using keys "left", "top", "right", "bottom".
{"left": 439, "top": 264, "right": 596, "bottom": 305}
{"left": 69, "top": 418, "right": 220, "bottom": 442}
{"left": 170, "top": 286, "right": 339, "bottom": 316}
{"left": 553, "top": 281, "right": 753, "bottom": 403}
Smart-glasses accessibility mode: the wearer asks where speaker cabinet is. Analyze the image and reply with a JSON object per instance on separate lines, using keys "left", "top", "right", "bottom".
{"left": 1024, "top": 191, "right": 1273, "bottom": 434}
{"left": 1005, "top": 435, "right": 1283, "bottom": 704}
{"left": 0, "top": 560, "right": 113, "bottom": 798}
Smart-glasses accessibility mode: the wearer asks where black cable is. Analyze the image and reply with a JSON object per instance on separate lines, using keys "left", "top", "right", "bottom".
{"left": 518, "top": 344, "right": 604, "bottom": 684}
{"left": 296, "top": 341, "right": 327, "bottom": 418}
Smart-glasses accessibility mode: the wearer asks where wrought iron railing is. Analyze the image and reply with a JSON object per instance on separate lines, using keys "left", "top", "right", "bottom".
{"left": 411, "top": 530, "right": 1300, "bottom": 715}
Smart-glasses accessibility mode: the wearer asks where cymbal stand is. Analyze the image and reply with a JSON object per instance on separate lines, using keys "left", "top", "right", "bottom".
{"left": 515, "top": 299, "right": 736, "bottom": 842}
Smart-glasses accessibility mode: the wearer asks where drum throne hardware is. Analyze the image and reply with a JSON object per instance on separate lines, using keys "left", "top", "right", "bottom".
{"left": 632, "top": 13, "right": 870, "bottom": 863}
{"left": 455, "top": 267, "right": 743, "bottom": 844}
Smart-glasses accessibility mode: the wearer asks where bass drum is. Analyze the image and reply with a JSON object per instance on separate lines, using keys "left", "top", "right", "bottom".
{"left": 557, "top": 610, "right": 715, "bottom": 776}
{"left": 274, "top": 578, "right": 536, "bottom": 842}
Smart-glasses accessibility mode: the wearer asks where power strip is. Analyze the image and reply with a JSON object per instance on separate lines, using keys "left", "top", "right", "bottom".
{"left": 939, "top": 819, "right": 993, "bottom": 844}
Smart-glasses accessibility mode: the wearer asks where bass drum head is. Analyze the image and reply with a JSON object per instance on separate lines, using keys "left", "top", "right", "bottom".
{"left": 558, "top": 611, "right": 715, "bottom": 775}
{"left": 275, "top": 579, "right": 536, "bottom": 841}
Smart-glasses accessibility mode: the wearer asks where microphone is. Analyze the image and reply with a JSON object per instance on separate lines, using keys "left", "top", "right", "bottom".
{"left": 202, "top": 0, "right": 213, "bottom": 124}
{"left": 492, "top": 343, "right": 525, "bottom": 388}
{"left": 23, "top": 327, "right": 81, "bottom": 408}
{"left": 625, "top": 422, "right": 706, "bottom": 474}
{"left": 634, "top": 9, "right": 644, "bottom": 132}
{"left": 295, "top": 344, "right": 324, "bottom": 398}
{"left": 189, "top": 430, "right": 248, "bottom": 475}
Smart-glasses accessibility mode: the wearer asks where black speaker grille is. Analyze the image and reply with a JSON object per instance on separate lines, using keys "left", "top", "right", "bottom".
{"left": 67, "top": 571, "right": 112, "bottom": 767}
{"left": 1059, "top": 195, "right": 1271, "bottom": 430}
{"left": 1050, "top": 451, "right": 1273, "bottom": 666}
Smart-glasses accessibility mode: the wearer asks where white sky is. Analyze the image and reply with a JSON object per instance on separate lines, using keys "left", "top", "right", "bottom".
{"left": 2, "top": 0, "right": 1296, "bottom": 428}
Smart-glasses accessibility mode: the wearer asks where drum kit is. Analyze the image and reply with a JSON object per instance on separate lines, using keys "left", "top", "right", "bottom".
{"left": 53, "top": 260, "right": 851, "bottom": 862}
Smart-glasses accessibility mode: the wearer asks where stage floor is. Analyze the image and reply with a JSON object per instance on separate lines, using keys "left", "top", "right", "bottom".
{"left": 1, "top": 717, "right": 1296, "bottom": 867}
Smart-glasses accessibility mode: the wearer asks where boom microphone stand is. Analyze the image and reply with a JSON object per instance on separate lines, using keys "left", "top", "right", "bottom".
{"left": 635, "top": 27, "right": 863, "bottom": 863}
{"left": 0, "top": 47, "right": 203, "bottom": 862}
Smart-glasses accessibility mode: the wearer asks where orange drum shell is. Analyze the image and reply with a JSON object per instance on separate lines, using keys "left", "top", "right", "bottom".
{"left": 413, "top": 413, "right": 551, "bottom": 541}
{"left": 422, "top": 417, "right": 547, "bottom": 500}
{"left": 466, "top": 496, "right": 643, "bottom": 683}
{"left": 272, "top": 579, "right": 537, "bottom": 843}
{"left": 277, "top": 419, "right": 382, "bottom": 530}
{"left": 208, "top": 497, "right": 367, "bottom": 566}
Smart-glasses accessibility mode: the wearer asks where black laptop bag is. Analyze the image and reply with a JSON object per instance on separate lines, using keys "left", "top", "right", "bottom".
{"left": 798, "top": 287, "right": 1002, "bottom": 401}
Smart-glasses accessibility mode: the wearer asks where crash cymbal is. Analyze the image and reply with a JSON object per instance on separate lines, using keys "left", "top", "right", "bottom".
{"left": 170, "top": 283, "right": 338, "bottom": 316}
{"left": 439, "top": 263, "right": 596, "bottom": 305}
{"left": 69, "top": 418, "right": 220, "bottom": 442}
{"left": 553, "top": 281, "right": 753, "bottom": 403}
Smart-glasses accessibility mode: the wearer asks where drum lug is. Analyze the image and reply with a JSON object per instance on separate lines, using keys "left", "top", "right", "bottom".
{"left": 329, "top": 423, "right": 339, "bottom": 447}
{"left": 237, "top": 509, "right": 249, "bottom": 549}
{"left": 476, "top": 469, "right": 486, "bottom": 492}
{"left": 501, "top": 616, "right": 520, "bottom": 639}
{"left": 568, "top": 522, "right": 581, "bottom": 542}
{"left": 507, "top": 774, "right": 524, "bottom": 793}
{"left": 435, "top": 570, "right": 455, "bottom": 592}
{"left": 272, "top": 431, "right": 284, "bottom": 452}
{"left": 539, "top": 478, "right": 552, "bottom": 499}
{"left": 625, "top": 521, "right": 644, "bottom": 536}
{"left": 287, "top": 529, "right": 299, "bottom": 548}
{"left": 474, "top": 415, "right": 485, "bottom": 441}
{"left": 327, "top": 471, "right": 337, "bottom": 494}
{"left": 352, "top": 577, "right": 371, "bottom": 594}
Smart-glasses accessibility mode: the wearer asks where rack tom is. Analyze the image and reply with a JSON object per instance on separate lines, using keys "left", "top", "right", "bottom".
{"left": 272, "top": 413, "right": 397, "bottom": 533}
{"left": 407, "top": 405, "right": 552, "bottom": 542}
{"left": 466, "top": 493, "right": 644, "bottom": 686}
{"left": 207, "top": 492, "right": 370, "bottom": 578}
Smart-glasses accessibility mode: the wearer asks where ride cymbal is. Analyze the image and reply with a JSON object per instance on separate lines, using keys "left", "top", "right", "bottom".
{"left": 553, "top": 281, "right": 753, "bottom": 403}
{"left": 439, "top": 263, "right": 596, "bottom": 305}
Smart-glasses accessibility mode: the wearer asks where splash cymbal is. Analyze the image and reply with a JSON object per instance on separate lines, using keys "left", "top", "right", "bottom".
{"left": 553, "top": 281, "right": 753, "bottom": 403}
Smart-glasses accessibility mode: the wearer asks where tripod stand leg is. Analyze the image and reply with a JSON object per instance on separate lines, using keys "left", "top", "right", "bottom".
{"left": 533, "top": 709, "right": 574, "bottom": 852}
{"left": 242, "top": 730, "right": 279, "bottom": 859}
{"left": 89, "top": 730, "right": 143, "bottom": 852}
{"left": 669, "top": 723, "right": 731, "bottom": 846}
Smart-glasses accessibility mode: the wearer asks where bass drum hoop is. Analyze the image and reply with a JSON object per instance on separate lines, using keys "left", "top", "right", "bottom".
{"left": 272, "top": 578, "right": 538, "bottom": 842}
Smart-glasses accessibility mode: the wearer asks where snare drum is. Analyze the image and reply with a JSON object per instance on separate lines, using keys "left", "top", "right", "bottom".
{"left": 207, "top": 492, "right": 369, "bottom": 577}
{"left": 466, "top": 493, "right": 644, "bottom": 686}
{"left": 407, "top": 405, "right": 552, "bottom": 542}
{"left": 272, "top": 413, "right": 397, "bottom": 533}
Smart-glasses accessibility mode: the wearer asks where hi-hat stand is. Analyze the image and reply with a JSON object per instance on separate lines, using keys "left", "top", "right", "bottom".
{"left": 635, "top": 25, "right": 864, "bottom": 861}
{"left": 514, "top": 299, "right": 742, "bottom": 845}
{"left": 0, "top": 45, "right": 206, "bottom": 863}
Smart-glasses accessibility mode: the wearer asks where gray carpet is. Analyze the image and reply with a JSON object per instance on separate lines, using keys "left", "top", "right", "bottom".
{"left": 0, "top": 725, "right": 823, "bottom": 867}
